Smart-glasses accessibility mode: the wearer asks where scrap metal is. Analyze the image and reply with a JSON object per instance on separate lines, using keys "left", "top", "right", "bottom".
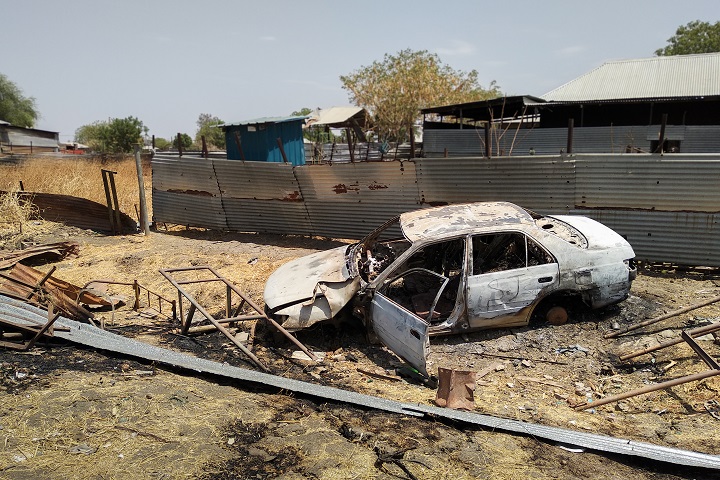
{"left": 0, "top": 191, "right": 137, "bottom": 232}
{"left": 1, "top": 293, "right": 719, "bottom": 470}
{"left": 0, "top": 263, "right": 103, "bottom": 321}
{"left": 159, "top": 266, "right": 317, "bottom": 372}
{"left": 574, "top": 326, "right": 720, "bottom": 411}
{"left": 605, "top": 292, "right": 720, "bottom": 339}
{"left": 0, "top": 241, "right": 79, "bottom": 269}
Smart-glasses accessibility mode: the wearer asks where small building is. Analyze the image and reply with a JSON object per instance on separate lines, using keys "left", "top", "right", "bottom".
{"left": 422, "top": 52, "right": 720, "bottom": 156}
{"left": 0, "top": 121, "right": 59, "bottom": 154}
{"left": 221, "top": 116, "right": 307, "bottom": 166}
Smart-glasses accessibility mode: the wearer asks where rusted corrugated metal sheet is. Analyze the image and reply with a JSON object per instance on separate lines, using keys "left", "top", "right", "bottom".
{"left": 150, "top": 152, "right": 720, "bottom": 266}
{"left": 293, "top": 161, "right": 420, "bottom": 239}
{"left": 152, "top": 155, "right": 220, "bottom": 195}
{"left": 213, "top": 160, "right": 304, "bottom": 201}
{"left": 152, "top": 190, "right": 228, "bottom": 230}
{"left": 1, "top": 191, "right": 136, "bottom": 232}
{"left": 575, "top": 155, "right": 720, "bottom": 212}
{"left": 414, "top": 156, "right": 575, "bottom": 213}
{"left": 221, "top": 198, "right": 314, "bottom": 235}
{"left": 572, "top": 209, "right": 720, "bottom": 267}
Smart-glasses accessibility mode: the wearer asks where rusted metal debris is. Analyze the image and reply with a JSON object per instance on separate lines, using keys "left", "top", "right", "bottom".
{"left": 605, "top": 293, "right": 720, "bottom": 339}
{"left": 0, "top": 304, "right": 66, "bottom": 350}
{"left": 0, "top": 190, "right": 137, "bottom": 233}
{"left": 159, "top": 265, "right": 317, "bottom": 373}
{"left": 0, "top": 263, "right": 107, "bottom": 321}
{"left": 0, "top": 241, "right": 79, "bottom": 269}
{"left": 574, "top": 324, "right": 720, "bottom": 411}
{"left": 83, "top": 279, "right": 176, "bottom": 321}
{"left": 4, "top": 294, "right": 719, "bottom": 470}
{"left": 435, "top": 367, "right": 476, "bottom": 410}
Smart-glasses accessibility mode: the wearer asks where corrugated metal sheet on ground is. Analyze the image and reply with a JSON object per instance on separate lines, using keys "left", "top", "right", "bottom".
{"left": 152, "top": 190, "right": 228, "bottom": 230}
{"left": 294, "top": 161, "right": 420, "bottom": 238}
{"left": 572, "top": 209, "right": 720, "bottom": 267}
{"left": 4, "top": 294, "right": 720, "bottom": 470}
{"left": 415, "top": 156, "right": 575, "bottom": 213}
{"left": 152, "top": 155, "right": 220, "bottom": 195}
{"left": 575, "top": 155, "right": 720, "bottom": 212}
{"left": 221, "top": 198, "right": 313, "bottom": 235}
{"left": 213, "top": 159, "right": 303, "bottom": 201}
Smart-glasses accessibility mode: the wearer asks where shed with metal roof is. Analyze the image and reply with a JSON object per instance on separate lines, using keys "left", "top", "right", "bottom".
{"left": 0, "top": 122, "right": 59, "bottom": 154}
{"left": 221, "top": 116, "right": 307, "bottom": 166}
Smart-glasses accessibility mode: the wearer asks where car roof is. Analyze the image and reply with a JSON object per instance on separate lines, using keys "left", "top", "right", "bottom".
{"left": 400, "top": 202, "right": 535, "bottom": 242}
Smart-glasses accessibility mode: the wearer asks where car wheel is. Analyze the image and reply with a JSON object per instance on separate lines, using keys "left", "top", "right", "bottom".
{"left": 546, "top": 306, "right": 568, "bottom": 326}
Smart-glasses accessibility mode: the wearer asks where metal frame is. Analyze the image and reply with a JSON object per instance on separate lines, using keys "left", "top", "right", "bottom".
{"left": 83, "top": 279, "right": 177, "bottom": 320}
{"left": 158, "top": 266, "right": 317, "bottom": 372}
{"left": 574, "top": 324, "right": 720, "bottom": 411}
{"left": 0, "top": 305, "right": 67, "bottom": 350}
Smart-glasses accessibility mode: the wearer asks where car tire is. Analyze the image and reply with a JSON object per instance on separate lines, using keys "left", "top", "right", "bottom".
{"left": 546, "top": 306, "right": 568, "bottom": 326}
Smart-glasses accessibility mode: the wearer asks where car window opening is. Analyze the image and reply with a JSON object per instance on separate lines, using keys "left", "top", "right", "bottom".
{"left": 472, "top": 233, "right": 555, "bottom": 275}
{"left": 381, "top": 238, "right": 465, "bottom": 325}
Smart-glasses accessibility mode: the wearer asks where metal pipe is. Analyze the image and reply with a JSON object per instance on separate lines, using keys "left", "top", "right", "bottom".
{"left": 620, "top": 322, "right": 720, "bottom": 360}
{"left": 606, "top": 293, "right": 720, "bottom": 338}
{"left": 573, "top": 369, "right": 720, "bottom": 411}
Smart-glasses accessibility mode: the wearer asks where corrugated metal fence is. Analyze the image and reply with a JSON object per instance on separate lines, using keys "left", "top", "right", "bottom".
{"left": 153, "top": 153, "right": 720, "bottom": 266}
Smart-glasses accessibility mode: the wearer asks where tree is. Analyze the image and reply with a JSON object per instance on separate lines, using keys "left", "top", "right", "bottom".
{"left": 154, "top": 137, "right": 171, "bottom": 150}
{"left": 75, "top": 116, "right": 145, "bottom": 153}
{"left": 172, "top": 133, "right": 193, "bottom": 150}
{"left": 195, "top": 113, "right": 225, "bottom": 149}
{"left": 0, "top": 73, "right": 39, "bottom": 127}
{"left": 291, "top": 107, "right": 313, "bottom": 117}
{"left": 340, "top": 49, "right": 500, "bottom": 142}
{"left": 655, "top": 20, "right": 720, "bottom": 56}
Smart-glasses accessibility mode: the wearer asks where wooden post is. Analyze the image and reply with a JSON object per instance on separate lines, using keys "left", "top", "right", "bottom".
{"left": 484, "top": 125, "right": 491, "bottom": 158}
{"left": 409, "top": 124, "right": 416, "bottom": 158}
{"left": 656, "top": 113, "right": 668, "bottom": 153}
{"left": 176, "top": 133, "right": 183, "bottom": 157}
{"left": 345, "top": 128, "right": 354, "bottom": 162}
{"left": 133, "top": 145, "right": 151, "bottom": 235}
{"left": 276, "top": 137, "right": 289, "bottom": 164}
{"left": 233, "top": 132, "right": 246, "bottom": 161}
{"left": 566, "top": 118, "right": 574, "bottom": 154}
{"left": 201, "top": 135, "right": 208, "bottom": 158}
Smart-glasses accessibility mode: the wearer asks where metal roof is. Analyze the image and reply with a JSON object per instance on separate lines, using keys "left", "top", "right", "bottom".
{"left": 542, "top": 53, "right": 720, "bottom": 102}
{"left": 305, "top": 106, "right": 368, "bottom": 127}
{"left": 221, "top": 115, "right": 308, "bottom": 128}
{"left": 400, "top": 201, "right": 533, "bottom": 241}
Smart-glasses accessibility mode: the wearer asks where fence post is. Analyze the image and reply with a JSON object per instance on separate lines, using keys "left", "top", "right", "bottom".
{"left": 484, "top": 126, "right": 491, "bottom": 158}
{"left": 177, "top": 133, "right": 183, "bottom": 157}
{"left": 134, "top": 144, "right": 151, "bottom": 235}
{"left": 656, "top": 113, "right": 668, "bottom": 154}
{"left": 566, "top": 118, "right": 574, "bottom": 154}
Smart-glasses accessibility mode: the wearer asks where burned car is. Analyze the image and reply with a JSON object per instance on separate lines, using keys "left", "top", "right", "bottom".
{"left": 264, "top": 202, "right": 636, "bottom": 375}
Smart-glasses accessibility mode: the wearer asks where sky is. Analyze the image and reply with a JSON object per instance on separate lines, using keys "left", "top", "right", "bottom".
{"left": 2, "top": 0, "right": 718, "bottom": 142}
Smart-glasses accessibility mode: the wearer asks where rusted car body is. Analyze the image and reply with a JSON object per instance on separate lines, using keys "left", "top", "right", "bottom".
{"left": 264, "top": 202, "right": 636, "bottom": 375}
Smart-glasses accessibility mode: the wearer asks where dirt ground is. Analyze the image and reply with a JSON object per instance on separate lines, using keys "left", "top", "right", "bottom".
{"left": 2, "top": 220, "right": 720, "bottom": 479}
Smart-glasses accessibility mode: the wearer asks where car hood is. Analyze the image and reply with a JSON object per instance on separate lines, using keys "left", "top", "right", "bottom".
{"left": 264, "top": 245, "right": 356, "bottom": 311}
{"left": 552, "top": 215, "right": 634, "bottom": 252}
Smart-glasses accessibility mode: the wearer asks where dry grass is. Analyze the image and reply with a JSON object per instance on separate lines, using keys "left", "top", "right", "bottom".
{"left": 0, "top": 155, "right": 152, "bottom": 223}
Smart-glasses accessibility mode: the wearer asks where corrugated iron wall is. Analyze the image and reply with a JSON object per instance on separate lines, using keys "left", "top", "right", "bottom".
{"left": 152, "top": 153, "right": 720, "bottom": 266}
{"left": 424, "top": 126, "right": 720, "bottom": 156}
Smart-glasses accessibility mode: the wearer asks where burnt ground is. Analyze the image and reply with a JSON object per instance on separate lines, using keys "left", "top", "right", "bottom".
{"left": 2, "top": 221, "right": 720, "bottom": 479}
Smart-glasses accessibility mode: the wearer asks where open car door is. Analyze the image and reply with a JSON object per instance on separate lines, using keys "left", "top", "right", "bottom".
{"left": 369, "top": 268, "right": 451, "bottom": 377}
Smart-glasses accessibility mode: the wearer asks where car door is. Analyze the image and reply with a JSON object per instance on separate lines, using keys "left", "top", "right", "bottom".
{"left": 466, "top": 232, "right": 559, "bottom": 328}
{"left": 370, "top": 265, "right": 457, "bottom": 377}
